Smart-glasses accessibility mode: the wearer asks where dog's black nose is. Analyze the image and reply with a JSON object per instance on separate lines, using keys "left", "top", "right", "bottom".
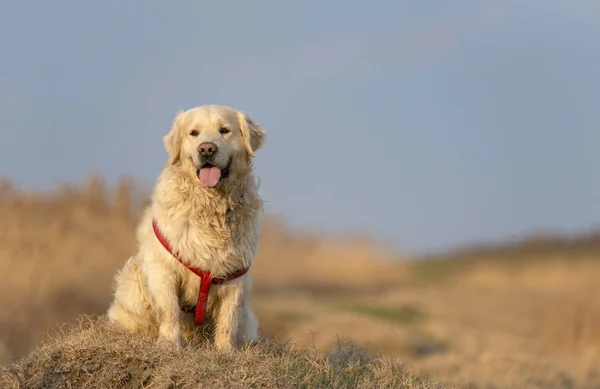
{"left": 198, "top": 142, "right": 218, "bottom": 157}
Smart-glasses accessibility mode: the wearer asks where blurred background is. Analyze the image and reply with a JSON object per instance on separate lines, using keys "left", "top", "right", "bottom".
{"left": 1, "top": 1, "right": 599, "bottom": 388}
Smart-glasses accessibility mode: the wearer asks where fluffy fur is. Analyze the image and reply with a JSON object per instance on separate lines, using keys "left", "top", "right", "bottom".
{"left": 107, "top": 104, "right": 266, "bottom": 352}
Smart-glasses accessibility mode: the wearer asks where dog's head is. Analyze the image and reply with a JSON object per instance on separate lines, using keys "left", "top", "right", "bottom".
{"left": 163, "top": 105, "right": 266, "bottom": 188}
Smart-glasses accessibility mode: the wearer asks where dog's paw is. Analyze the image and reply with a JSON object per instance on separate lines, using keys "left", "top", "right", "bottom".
{"left": 214, "top": 339, "right": 235, "bottom": 354}
{"left": 245, "top": 339, "right": 259, "bottom": 347}
{"left": 157, "top": 336, "right": 184, "bottom": 351}
{"left": 239, "top": 331, "right": 259, "bottom": 345}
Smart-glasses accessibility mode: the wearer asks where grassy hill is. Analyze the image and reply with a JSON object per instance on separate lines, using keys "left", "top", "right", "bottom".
{"left": 1, "top": 316, "right": 443, "bottom": 389}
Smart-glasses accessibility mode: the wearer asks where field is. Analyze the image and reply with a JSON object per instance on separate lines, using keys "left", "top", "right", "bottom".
{"left": 1, "top": 175, "right": 599, "bottom": 388}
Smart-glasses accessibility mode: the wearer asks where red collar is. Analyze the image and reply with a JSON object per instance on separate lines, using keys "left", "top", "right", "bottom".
{"left": 151, "top": 218, "right": 250, "bottom": 325}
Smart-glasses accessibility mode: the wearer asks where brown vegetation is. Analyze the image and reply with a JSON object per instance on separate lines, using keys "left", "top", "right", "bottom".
{"left": 1, "top": 316, "right": 441, "bottom": 389}
{"left": 1, "top": 175, "right": 600, "bottom": 388}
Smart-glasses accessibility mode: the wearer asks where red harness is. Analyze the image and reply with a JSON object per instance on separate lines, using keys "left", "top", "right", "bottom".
{"left": 151, "top": 218, "right": 250, "bottom": 325}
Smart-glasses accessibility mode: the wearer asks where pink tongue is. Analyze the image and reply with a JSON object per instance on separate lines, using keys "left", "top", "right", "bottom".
{"left": 198, "top": 167, "right": 221, "bottom": 187}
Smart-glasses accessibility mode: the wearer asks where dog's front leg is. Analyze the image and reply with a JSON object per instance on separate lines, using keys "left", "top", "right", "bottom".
{"left": 213, "top": 282, "right": 245, "bottom": 352}
{"left": 144, "top": 261, "right": 183, "bottom": 348}
{"left": 238, "top": 302, "right": 259, "bottom": 345}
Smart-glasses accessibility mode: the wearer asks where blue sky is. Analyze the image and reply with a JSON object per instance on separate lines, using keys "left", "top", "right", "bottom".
{"left": 1, "top": 1, "right": 599, "bottom": 255}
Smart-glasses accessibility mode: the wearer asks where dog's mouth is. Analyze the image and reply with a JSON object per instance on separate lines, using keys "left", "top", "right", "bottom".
{"left": 196, "top": 157, "right": 232, "bottom": 188}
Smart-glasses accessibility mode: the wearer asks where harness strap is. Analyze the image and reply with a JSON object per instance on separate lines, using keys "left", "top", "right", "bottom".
{"left": 151, "top": 218, "right": 249, "bottom": 325}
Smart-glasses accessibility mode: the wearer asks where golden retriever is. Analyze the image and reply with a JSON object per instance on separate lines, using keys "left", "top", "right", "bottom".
{"left": 107, "top": 104, "right": 266, "bottom": 352}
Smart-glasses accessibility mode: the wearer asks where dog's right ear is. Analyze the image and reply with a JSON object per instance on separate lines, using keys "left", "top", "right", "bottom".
{"left": 237, "top": 111, "right": 266, "bottom": 160}
{"left": 163, "top": 110, "right": 186, "bottom": 165}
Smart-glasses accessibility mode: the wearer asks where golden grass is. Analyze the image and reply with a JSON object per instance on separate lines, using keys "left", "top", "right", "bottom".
{"left": 541, "top": 282, "right": 600, "bottom": 355}
{"left": 1, "top": 175, "right": 600, "bottom": 388}
{"left": 1, "top": 316, "right": 445, "bottom": 389}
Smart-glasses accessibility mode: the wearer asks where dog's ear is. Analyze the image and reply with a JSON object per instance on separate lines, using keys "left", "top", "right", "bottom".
{"left": 163, "top": 110, "right": 186, "bottom": 165}
{"left": 237, "top": 111, "right": 266, "bottom": 159}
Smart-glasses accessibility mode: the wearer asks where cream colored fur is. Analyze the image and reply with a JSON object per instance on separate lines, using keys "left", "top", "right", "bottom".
{"left": 107, "top": 104, "right": 266, "bottom": 352}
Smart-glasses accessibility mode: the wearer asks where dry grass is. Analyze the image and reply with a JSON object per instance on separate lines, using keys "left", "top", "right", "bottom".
{"left": 541, "top": 282, "right": 600, "bottom": 355}
{"left": 0, "top": 316, "right": 444, "bottom": 389}
{"left": 2, "top": 175, "right": 600, "bottom": 388}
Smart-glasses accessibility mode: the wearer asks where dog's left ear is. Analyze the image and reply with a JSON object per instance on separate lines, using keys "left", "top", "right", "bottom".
{"left": 163, "top": 110, "right": 186, "bottom": 165}
{"left": 237, "top": 111, "right": 266, "bottom": 159}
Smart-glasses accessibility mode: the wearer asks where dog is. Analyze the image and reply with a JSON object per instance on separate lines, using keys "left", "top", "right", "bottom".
{"left": 107, "top": 104, "right": 266, "bottom": 352}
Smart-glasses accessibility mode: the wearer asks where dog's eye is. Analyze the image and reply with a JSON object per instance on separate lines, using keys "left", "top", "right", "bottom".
{"left": 219, "top": 127, "right": 230, "bottom": 135}
{"left": 190, "top": 130, "right": 199, "bottom": 136}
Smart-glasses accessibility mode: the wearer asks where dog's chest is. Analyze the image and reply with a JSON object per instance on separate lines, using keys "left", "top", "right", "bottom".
{"left": 187, "top": 211, "right": 246, "bottom": 252}
{"left": 176, "top": 212, "right": 256, "bottom": 308}
{"left": 175, "top": 204, "right": 257, "bottom": 270}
